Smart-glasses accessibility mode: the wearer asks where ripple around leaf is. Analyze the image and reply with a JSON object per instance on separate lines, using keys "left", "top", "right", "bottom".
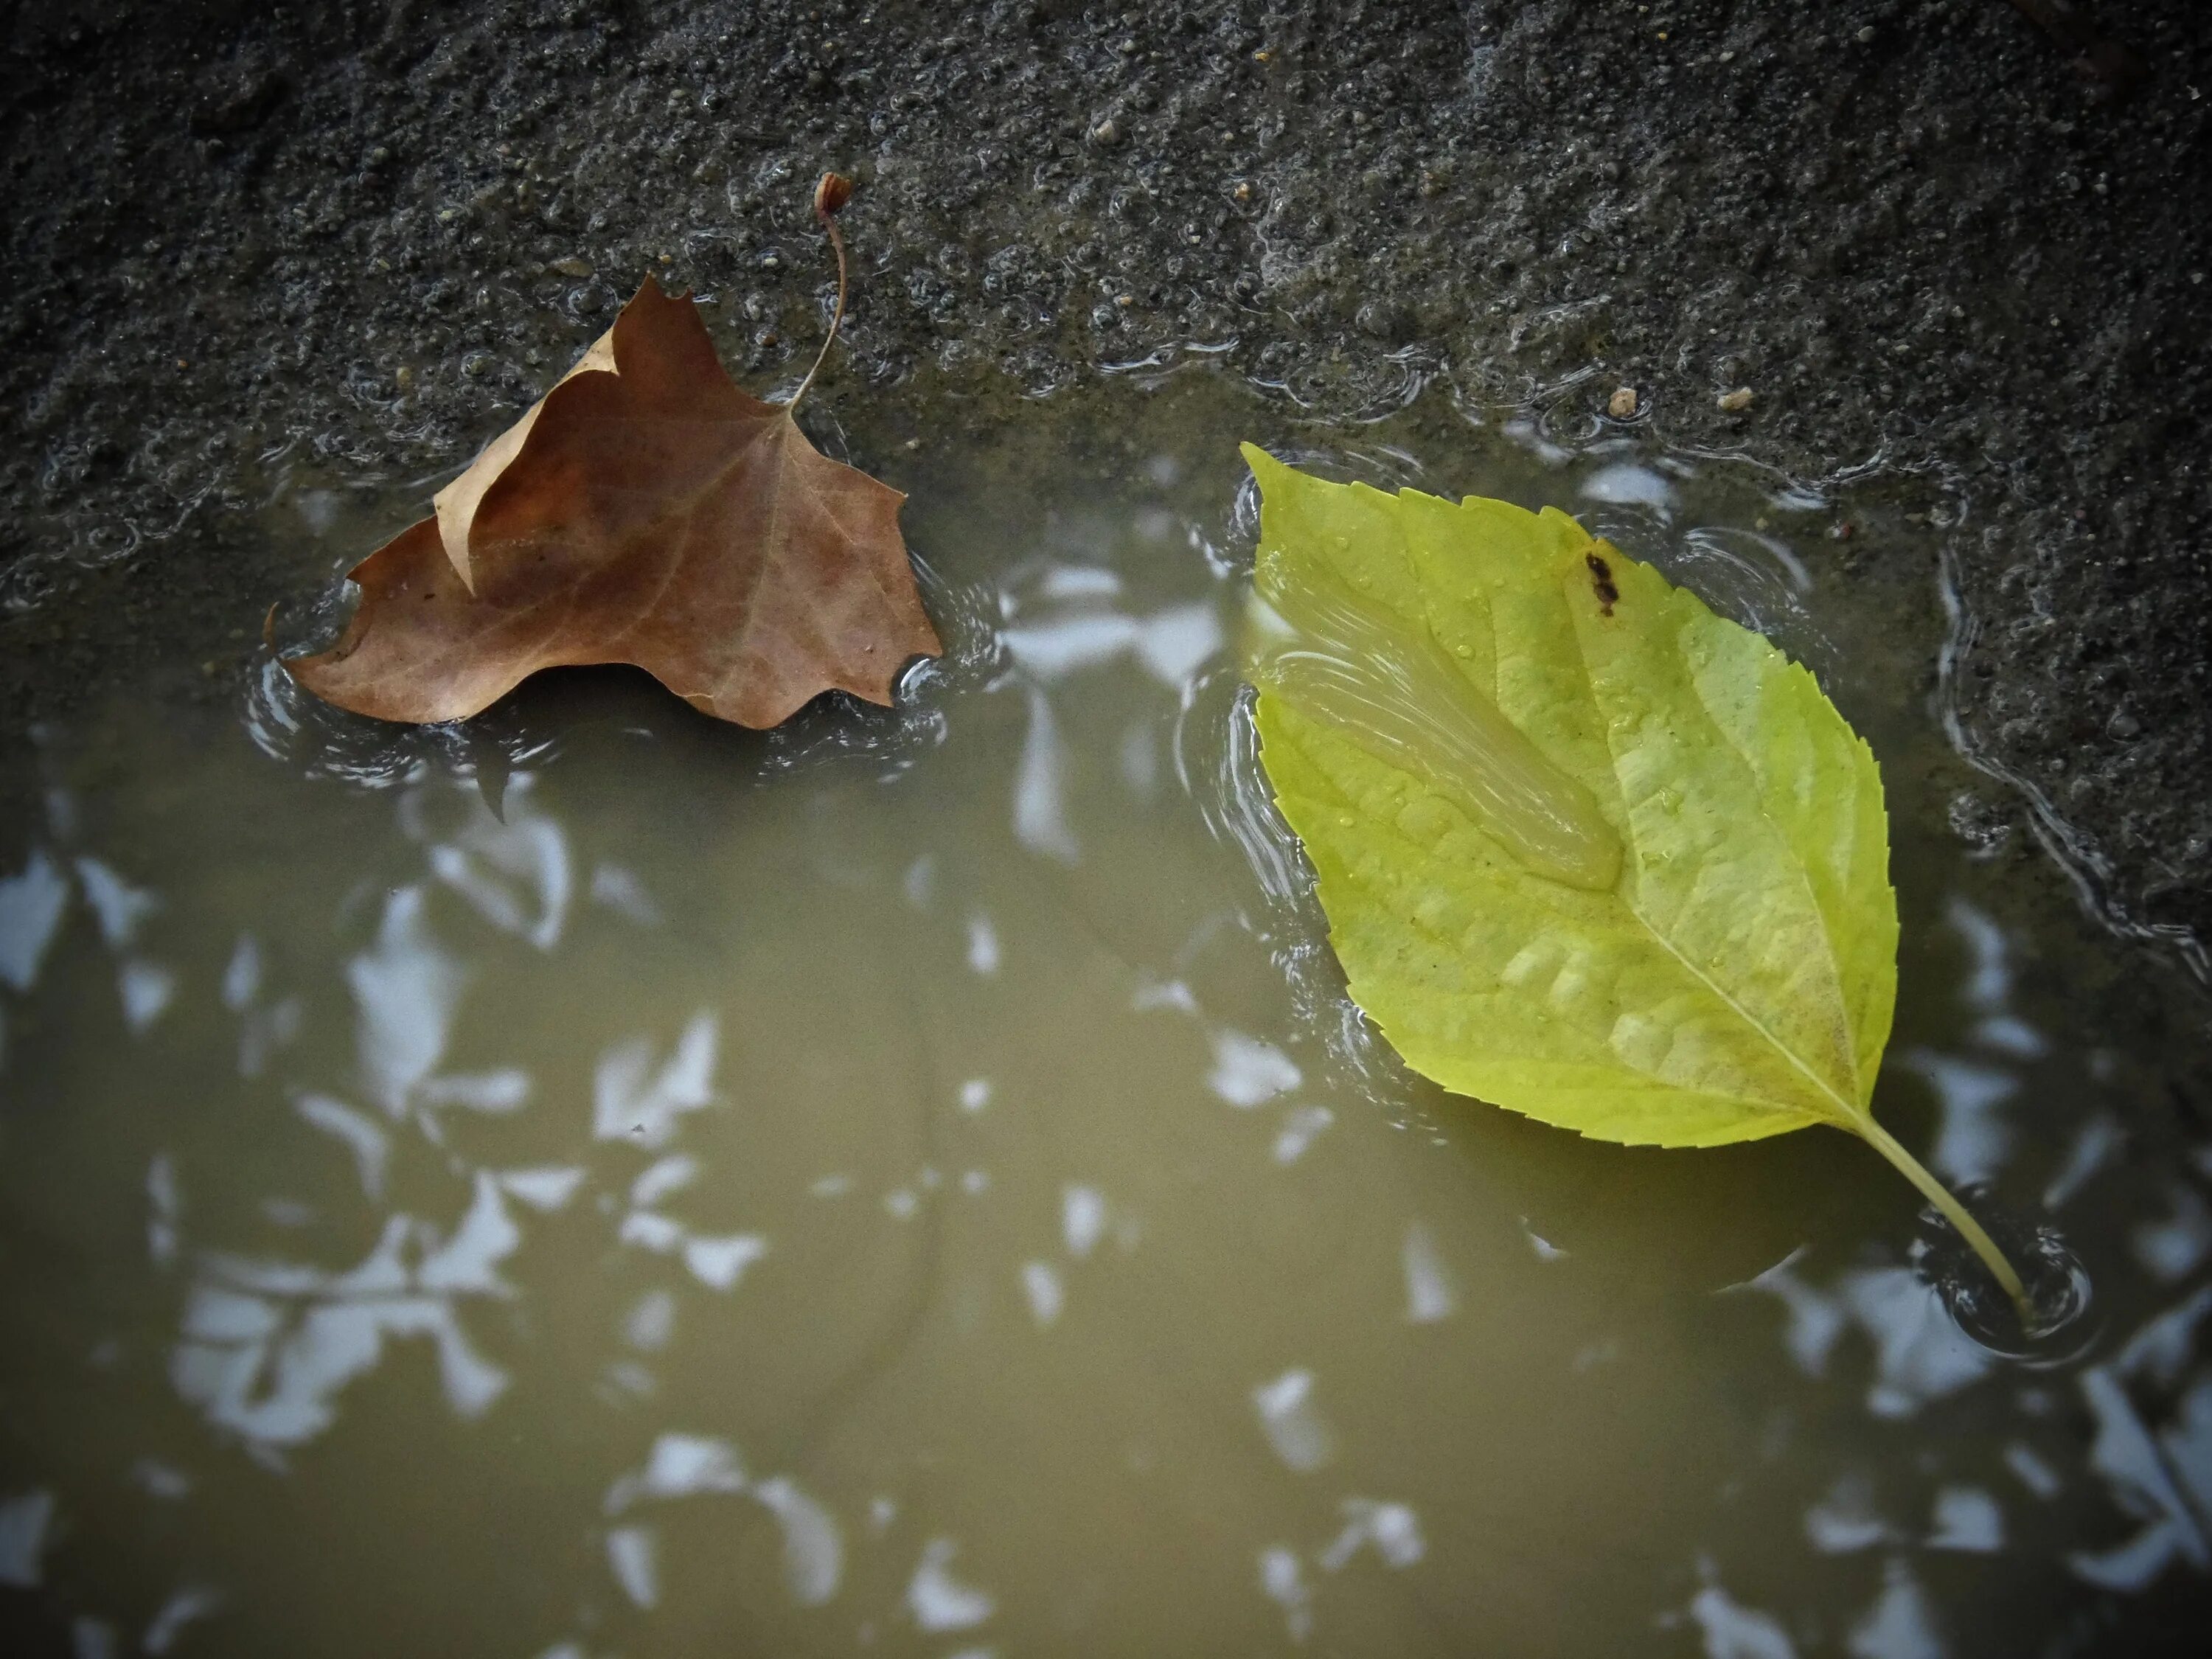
{"left": 1915, "top": 1185, "right": 2097, "bottom": 1360}
{"left": 241, "top": 655, "right": 561, "bottom": 790}
{"left": 1179, "top": 673, "right": 1305, "bottom": 912}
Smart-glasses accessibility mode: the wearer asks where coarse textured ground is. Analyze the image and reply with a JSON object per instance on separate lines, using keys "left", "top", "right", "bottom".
{"left": 3, "top": 0, "right": 2209, "bottom": 953}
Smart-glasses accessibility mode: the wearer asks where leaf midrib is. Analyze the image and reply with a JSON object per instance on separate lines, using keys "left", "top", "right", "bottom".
{"left": 1562, "top": 570, "right": 1863, "bottom": 1122}
{"left": 1279, "top": 712, "right": 1839, "bottom": 1130}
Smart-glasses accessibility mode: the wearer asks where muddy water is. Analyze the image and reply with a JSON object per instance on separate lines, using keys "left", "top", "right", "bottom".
{"left": 2, "top": 372, "right": 2208, "bottom": 1657}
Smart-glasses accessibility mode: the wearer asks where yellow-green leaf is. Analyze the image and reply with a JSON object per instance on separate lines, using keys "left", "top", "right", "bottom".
{"left": 1240, "top": 443, "right": 2025, "bottom": 1307}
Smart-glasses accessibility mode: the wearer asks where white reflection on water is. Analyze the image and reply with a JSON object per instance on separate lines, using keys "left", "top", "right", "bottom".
{"left": 602, "top": 1434, "right": 844, "bottom": 1609}
{"left": 348, "top": 886, "right": 464, "bottom": 1115}
{"left": 2004, "top": 1441, "right": 2063, "bottom": 1500}
{"left": 1402, "top": 1222, "right": 1458, "bottom": 1324}
{"left": 1012, "top": 688, "right": 1079, "bottom": 863}
{"left": 1252, "top": 1368, "right": 1335, "bottom": 1472}
{"left": 2068, "top": 1366, "right": 2211, "bottom": 1587}
{"left": 1897, "top": 1051, "right": 2015, "bottom": 1186}
{"left": 1580, "top": 462, "right": 1678, "bottom": 518}
{"left": 1020, "top": 1259, "right": 1062, "bottom": 1326}
{"left": 1891, "top": 900, "right": 2065, "bottom": 1186}
{"left": 1805, "top": 1475, "right": 1895, "bottom": 1555}
{"left": 625, "top": 1287, "right": 675, "bottom": 1352}
{"left": 1207, "top": 1029, "right": 1300, "bottom": 1109}
{"left": 965, "top": 914, "right": 1000, "bottom": 975}
{"left": 1734, "top": 1265, "right": 1840, "bottom": 1380}
{"left": 606, "top": 1523, "right": 658, "bottom": 1608}
{"left": 117, "top": 959, "right": 176, "bottom": 1034}
{"left": 1000, "top": 594, "right": 1222, "bottom": 693}
{"left": 997, "top": 563, "right": 1226, "bottom": 866}
{"left": 1119, "top": 718, "right": 1158, "bottom": 799}
{"left": 147, "top": 1155, "right": 181, "bottom": 1267}
{"left": 77, "top": 856, "right": 159, "bottom": 947}
{"left": 221, "top": 934, "right": 259, "bottom": 1008}
{"left": 1256, "top": 1495, "right": 1426, "bottom": 1647}
{"left": 608, "top": 1432, "right": 749, "bottom": 1507}
{"left": 752, "top": 1476, "right": 845, "bottom": 1607}
{"left": 1927, "top": 1485, "right": 2003, "bottom": 1553}
{"left": 404, "top": 774, "right": 571, "bottom": 950}
{"left": 1001, "top": 611, "right": 1137, "bottom": 679}
{"left": 1838, "top": 1269, "right": 1992, "bottom": 1420}
{"left": 594, "top": 1012, "right": 720, "bottom": 1147}
{"left": 0, "top": 846, "right": 175, "bottom": 1037}
{"left": 908, "top": 1537, "right": 995, "bottom": 1632}
{"left": 0, "top": 1486, "right": 53, "bottom": 1588}
{"left": 589, "top": 861, "right": 662, "bottom": 927}
{"left": 1258, "top": 1545, "right": 1313, "bottom": 1644}
{"left": 1061, "top": 1184, "right": 1106, "bottom": 1257}
{"left": 225, "top": 933, "right": 302, "bottom": 1079}
{"left": 1315, "top": 1498, "right": 1425, "bottom": 1571}
{"left": 2043, "top": 1111, "right": 2122, "bottom": 1211}
{"left": 156, "top": 796, "right": 657, "bottom": 1453}
{"left": 0, "top": 846, "right": 69, "bottom": 992}
{"left": 171, "top": 1208, "right": 516, "bottom": 1449}
{"left": 1742, "top": 1252, "right": 1998, "bottom": 1419}
{"left": 1846, "top": 1557, "right": 1942, "bottom": 1659}
{"left": 2132, "top": 1183, "right": 2212, "bottom": 1284}
{"left": 619, "top": 1152, "right": 765, "bottom": 1292}
{"left": 1272, "top": 1104, "right": 1335, "bottom": 1164}
{"left": 1686, "top": 1573, "right": 1798, "bottom": 1659}
{"left": 142, "top": 1586, "right": 222, "bottom": 1655}
{"left": 418, "top": 1171, "right": 524, "bottom": 1295}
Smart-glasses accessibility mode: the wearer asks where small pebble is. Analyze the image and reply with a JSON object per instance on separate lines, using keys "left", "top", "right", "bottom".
{"left": 1856, "top": 25, "right": 1876, "bottom": 44}
{"left": 1717, "top": 386, "right": 1754, "bottom": 413}
{"left": 1090, "top": 119, "right": 1120, "bottom": 147}
{"left": 1607, "top": 386, "right": 1638, "bottom": 418}
{"left": 550, "top": 255, "right": 594, "bottom": 279}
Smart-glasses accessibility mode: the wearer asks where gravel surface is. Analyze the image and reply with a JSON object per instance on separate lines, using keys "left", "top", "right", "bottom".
{"left": 4, "top": 0, "right": 2209, "bottom": 950}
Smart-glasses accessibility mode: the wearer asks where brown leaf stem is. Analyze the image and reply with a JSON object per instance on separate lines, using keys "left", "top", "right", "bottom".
{"left": 790, "top": 171, "right": 853, "bottom": 413}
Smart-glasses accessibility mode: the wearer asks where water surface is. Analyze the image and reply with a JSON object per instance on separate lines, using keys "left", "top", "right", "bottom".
{"left": 2, "top": 372, "right": 2208, "bottom": 1656}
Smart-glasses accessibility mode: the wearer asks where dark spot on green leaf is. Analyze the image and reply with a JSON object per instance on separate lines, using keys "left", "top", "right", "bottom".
{"left": 1585, "top": 551, "right": 1618, "bottom": 616}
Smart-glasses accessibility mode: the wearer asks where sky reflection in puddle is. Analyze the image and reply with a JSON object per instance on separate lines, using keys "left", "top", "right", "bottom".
{"left": 1, "top": 375, "right": 2208, "bottom": 1655}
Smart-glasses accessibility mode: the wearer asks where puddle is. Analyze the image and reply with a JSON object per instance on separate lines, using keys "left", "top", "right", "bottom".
{"left": 2, "top": 371, "right": 2208, "bottom": 1655}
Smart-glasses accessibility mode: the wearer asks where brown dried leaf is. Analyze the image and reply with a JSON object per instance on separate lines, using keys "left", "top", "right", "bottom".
{"left": 288, "top": 279, "right": 941, "bottom": 728}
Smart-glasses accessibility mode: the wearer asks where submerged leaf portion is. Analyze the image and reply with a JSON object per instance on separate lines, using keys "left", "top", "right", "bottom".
{"left": 1249, "top": 501, "right": 1621, "bottom": 891}
{"left": 1242, "top": 442, "right": 1898, "bottom": 1151}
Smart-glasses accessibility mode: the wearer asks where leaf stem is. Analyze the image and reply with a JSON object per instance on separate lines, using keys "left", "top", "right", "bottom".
{"left": 1857, "top": 1116, "right": 2032, "bottom": 1323}
{"left": 790, "top": 172, "right": 852, "bottom": 414}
